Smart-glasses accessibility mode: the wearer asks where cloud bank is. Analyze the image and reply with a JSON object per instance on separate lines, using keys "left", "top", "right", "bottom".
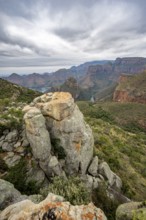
{"left": 0, "top": 0, "right": 146, "bottom": 74}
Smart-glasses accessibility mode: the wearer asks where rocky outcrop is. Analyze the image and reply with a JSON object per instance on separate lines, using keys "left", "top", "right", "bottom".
{"left": 0, "top": 92, "right": 123, "bottom": 194}
{"left": 23, "top": 92, "right": 94, "bottom": 176}
{"left": 0, "top": 193, "right": 107, "bottom": 220}
{"left": 116, "top": 201, "right": 146, "bottom": 220}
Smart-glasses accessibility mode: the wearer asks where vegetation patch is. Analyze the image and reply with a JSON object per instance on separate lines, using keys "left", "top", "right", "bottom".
{"left": 92, "top": 183, "right": 120, "bottom": 220}
{"left": 40, "top": 176, "right": 91, "bottom": 205}
{"left": 4, "top": 159, "right": 40, "bottom": 195}
{"left": 51, "top": 138, "right": 66, "bottom": 159}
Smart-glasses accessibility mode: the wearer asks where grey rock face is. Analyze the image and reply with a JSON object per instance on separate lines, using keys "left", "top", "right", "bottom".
{"left": 88, "top": 156, "right": 99, "bottom": 177}
{"left": 56, "top": 102, "right": 94, "bottom": 174}
{"left": 26, "top": 159, "right": 46, "bottom": 185}
{"left": 82, "top": 174, "right": 99, "bottom": 190}
{"left": 0, "top": 179, "right": 24, "bottom": 210}
{"left": 48, "top": 156, "right": 64, "bottom": 177}
{"left": 23, "top": 107, "right": 52, "bottom": 177}
{"left": 23, "top": 92, "right": 94, "bottom": 176}
{"left": 99, "top": 162, "right": 122, "bottom": 190}
{"left": 46, "top": 105, "right": 94, "bottom": 175}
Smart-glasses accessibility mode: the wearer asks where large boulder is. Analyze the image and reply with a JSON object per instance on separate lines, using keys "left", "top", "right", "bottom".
{"left": 0, "top": 193, "right": 107, "bottom": 220}
{"left": 0, "top": 179, "right": 26, "bottom": 210}
{"left": 23, "top": 92, "right": 94, "bottom": 175}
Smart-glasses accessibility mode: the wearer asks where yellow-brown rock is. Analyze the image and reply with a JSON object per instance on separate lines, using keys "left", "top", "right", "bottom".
{"left": 34, "top": 92, "right": 75, "bottom": 121}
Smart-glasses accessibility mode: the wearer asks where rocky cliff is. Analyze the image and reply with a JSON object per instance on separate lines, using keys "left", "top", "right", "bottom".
{"left": 113, "top": 71, "right": 146, "bottom": 103}
{"left": 79, "top": 57, "right": 146, "bottom": 100}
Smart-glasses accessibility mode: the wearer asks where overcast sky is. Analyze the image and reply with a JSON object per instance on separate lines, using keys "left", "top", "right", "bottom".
{"left": 0, "top": 0, "right": 146, "bottom": 75}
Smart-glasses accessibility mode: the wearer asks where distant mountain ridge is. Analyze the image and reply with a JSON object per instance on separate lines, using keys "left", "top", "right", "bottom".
{"left": 2, "top": 60, "right": 108, "bottom": 92}
{"left": 79, "top": 57, "right": 146, "bottom": 99}
{"left": 2, "top": 57, "right": 146, "bottom": 100}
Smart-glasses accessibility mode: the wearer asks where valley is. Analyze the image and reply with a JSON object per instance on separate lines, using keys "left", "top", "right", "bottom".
{"left": 0, "top": 58, "right": 146, "bottom": 220}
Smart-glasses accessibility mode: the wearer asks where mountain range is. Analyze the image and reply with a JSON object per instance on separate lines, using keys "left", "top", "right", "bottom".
{"left": 2, "top": 57, "right": 146, "bottom": 101}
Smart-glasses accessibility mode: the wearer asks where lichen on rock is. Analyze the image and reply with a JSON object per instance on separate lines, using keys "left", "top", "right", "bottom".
{"left": 0, "top": 193, "right": 107, "bottom": 220}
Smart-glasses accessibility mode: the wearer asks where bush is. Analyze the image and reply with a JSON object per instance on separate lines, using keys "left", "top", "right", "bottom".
{"left": 51, "top": 138, "right": 66, "bottom": 159}
{"left": 40, "top": 176, "right": 91, "bottom": 205}
{"left": 77, "top": 102, "right": 114, "bottom": 123}
{"left": 5, "top": 159, "right": 40, "bottom": 195}
{"left": 0, "top": 158, "right": 8, "bottom": 173}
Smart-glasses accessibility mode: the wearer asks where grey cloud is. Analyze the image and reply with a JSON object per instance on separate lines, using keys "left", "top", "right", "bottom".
{"left": 0, "top": 0, "right": 146, "bottom": 74}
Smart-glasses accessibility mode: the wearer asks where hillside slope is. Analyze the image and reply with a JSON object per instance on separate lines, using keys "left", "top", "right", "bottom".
{"left": 0, "top": 78, "right": 41, "bottom": 133}
{"left": 77, "top": 101, "right": 146, "bottom": 201}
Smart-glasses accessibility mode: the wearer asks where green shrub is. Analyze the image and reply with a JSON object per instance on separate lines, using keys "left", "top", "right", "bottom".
{"left": 51, "top": 138, "right": 66, "bottom": 159}
{"left": 0, "top": 158, "right": 8, "bottom": 173}
{"left": 122, "top": 122, "right": 146, "bottom": 134}
{"left": 5, "top": 159, "right": 39, "bottom": 195}
{"left": 40, "top": 176, "right": 91, "bottom": 205}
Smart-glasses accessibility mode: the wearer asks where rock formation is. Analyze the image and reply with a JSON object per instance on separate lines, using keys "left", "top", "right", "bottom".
{"left": 0, "top": 91, "right": 125, "bottom": 220}
{"left": 0, "top": 92, "right": 123, "bottom": 192}
{"left": 23, "top": 92, "right": 94, "bottom": 176}
{"left": 0, "top": 193, "right": 107, "bottom": 220}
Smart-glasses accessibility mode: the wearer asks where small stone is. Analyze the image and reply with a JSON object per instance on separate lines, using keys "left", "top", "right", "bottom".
{"left": 14, "top": 141, "right": 21, "bottom": 148}
{"left": 48, "top": 156, "right": 59, "bottom": 167}
{"left": 88, "top": 156, "right": 98, "bottom": 177}
{"left": 4, "top": 153, "right": 21, "bottom": 168}
{"left": 5, "top": 130, "right": 18, "bottom": 143}
{"left": 21, "top": 139, "right": 29, "bottom": 148}
{"left": 2, "top": 142, "right": 13, "bottom": 152}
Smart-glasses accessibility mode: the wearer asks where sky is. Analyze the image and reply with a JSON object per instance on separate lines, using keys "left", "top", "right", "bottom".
{"left": 0, "top": 0, "right": 146, "bottom": 75}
